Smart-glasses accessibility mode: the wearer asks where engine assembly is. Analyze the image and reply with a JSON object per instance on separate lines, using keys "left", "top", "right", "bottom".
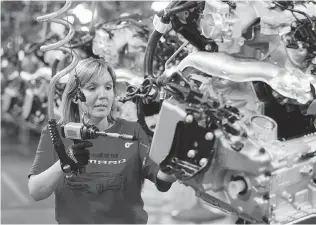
{"left": 150, "top": 93, "right": 316, "bottom": 224}
{"left": 124, "top": 0, "right": 316, "bottom": 223}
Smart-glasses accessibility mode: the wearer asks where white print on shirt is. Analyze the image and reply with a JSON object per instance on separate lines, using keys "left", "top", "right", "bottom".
{"left": 89, "top": 159, "right": 126, "bottom": 165}
{"left": 125, "top": 142, "right": 134, "bottom": 148}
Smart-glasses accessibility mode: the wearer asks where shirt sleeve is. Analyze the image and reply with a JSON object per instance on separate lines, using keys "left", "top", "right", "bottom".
{"left": 28, "top": 125, "right": 57, "bottom": 178}
{"left": 136, "top": 123, "right": 172, "bottom": 192}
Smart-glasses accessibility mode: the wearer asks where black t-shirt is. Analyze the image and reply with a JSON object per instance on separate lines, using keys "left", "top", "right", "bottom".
{"left": 29, "top": 118, "right": 171, "bottom": 224}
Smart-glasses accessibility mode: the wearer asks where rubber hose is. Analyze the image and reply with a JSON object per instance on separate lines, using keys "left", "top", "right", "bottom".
{"left": 136, "top": 97, "right": 154, "bottom": 137}
{"left": 139, "top": 30, "right": 165, "bottom": 137}
{"left": 144, "top": 30, "right": 163, "bottom": 78}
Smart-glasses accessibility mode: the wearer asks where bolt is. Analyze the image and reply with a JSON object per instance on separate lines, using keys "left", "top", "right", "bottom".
{"left": 193, "top": 141, "right": 198, "bottom": 148}
{"left": 281, "top": 191, "right": 293, "bottom": 202}
{"left": 187, "top": 150, "right": 197, "bottom": 158}
{"left": 199, "top": 158, "right": 208, "bottom": 167}
{"left": 222, "top": 118, "right": 228, "bottom": 124}
{"left": 259, "top": 148, "right": 266, "bottom": 154}
{"left": 185, "top": 115, "right": 193, "bottom": 123}
{"left": 205, "top": 44, "right": 212, "bottom": 51}
{"left": 295, "top": 204, "right": 301, "bottom": 211}
{"left": 180, "top": 81, "right": 186, "bottom": 87}
{"left": 214, "top": 130, "right": 223, "bottom": 138}
{"left": 205, "top": 132, "right": 214, "bottom": 141}
{"left": 288, "top": 196, "right": 293, "bottom": 202}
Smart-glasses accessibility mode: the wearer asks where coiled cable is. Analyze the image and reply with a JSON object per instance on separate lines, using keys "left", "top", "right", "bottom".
{"left": 37, "top": 0, "right": 79, "bottom": 120}
{"left": 37, "top": 0, "right": 79, "bottom": 179}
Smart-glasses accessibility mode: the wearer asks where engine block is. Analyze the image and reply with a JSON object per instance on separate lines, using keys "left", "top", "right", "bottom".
{"left": 149, "top": 99, "right": 316, "bottom": 223}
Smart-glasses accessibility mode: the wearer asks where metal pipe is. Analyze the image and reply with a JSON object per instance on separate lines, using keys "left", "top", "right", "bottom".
{"left": 176, "top": 51, "right": 281, "bottom": 82}
{"left": 165, "top": 40, "right": 189, "bottom": 70}
{"left": 176, "top": 51, "right": 314, "bottom": 104}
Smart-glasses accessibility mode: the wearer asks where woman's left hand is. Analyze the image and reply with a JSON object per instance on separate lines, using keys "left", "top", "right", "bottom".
{"left": 157, "top": 170, "right": 177, "bottom": 183}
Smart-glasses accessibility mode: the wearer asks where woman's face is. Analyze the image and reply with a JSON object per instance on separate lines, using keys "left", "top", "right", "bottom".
{"left": 79, "top": 71, "right": 115, "bottom": 121}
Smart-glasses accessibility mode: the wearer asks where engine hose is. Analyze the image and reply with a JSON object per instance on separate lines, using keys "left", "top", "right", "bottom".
{"left": 37, "top": 0, "right": 79, "bottom": 179}
{"left": 136, "top": 98, "right": 154, "bottom": 138}
{"left": 157, "top": 1, "right": 198, "bottom": 18}
{"left": 144, "top": 30, "right": 163, "bottom": 78}
{"left": 139, "top": 30, "right": 164, "bottom": 137}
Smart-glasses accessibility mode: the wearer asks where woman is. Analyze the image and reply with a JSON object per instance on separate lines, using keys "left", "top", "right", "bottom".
{"left": 28, "top": 58, "right": 176, "bottom": 224}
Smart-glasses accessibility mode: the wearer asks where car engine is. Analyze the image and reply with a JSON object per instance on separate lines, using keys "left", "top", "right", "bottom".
{"left": 122, "top": 0, "right": 316, "bottom": 223}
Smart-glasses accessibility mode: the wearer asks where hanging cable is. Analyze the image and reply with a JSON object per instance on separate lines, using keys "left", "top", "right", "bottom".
{"left": 37, "top": 0, "right": 79, "bottom": 179}
{"left": 37, "top": 0, "right": 79, "bottom": 120}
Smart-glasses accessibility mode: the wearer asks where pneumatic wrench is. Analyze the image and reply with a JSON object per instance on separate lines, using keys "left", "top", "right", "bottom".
{"left": 60, "top": 122, "right": 137, "bottom": 178}
{"left": 60, "top": 122, "right": 137, "bottom": 141}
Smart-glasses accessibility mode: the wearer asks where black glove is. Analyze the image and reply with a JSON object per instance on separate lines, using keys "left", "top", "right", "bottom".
{"left": 65, "top": 141, "right": 93, "bottom": 171}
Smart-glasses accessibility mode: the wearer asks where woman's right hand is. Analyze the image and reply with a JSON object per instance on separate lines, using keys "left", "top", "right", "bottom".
{"left": 66, "top": 141, "right": 93, "bottom": 170}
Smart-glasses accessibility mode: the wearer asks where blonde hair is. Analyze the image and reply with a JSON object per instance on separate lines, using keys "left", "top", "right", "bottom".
{"left": 58, "top": 58, "right": 118, "bottom": 125}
